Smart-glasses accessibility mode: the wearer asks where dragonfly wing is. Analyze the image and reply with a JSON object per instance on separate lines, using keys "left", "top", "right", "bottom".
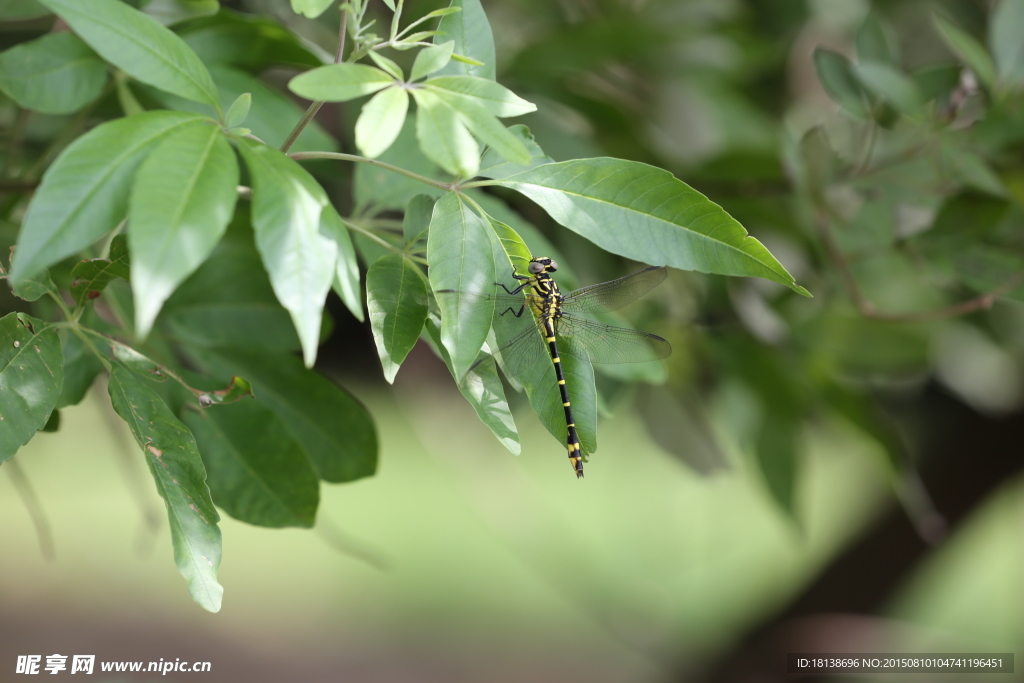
{"left": 562, "top": 266, "right": 667, "bottom": 314}
{"left": 557, "top": 314, "right": 671, "bottom": 364}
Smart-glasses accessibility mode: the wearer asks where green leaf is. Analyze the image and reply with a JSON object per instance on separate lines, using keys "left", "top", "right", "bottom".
{"left": 0, "top": 313, "right": 63, "bottom": 464}
{"left": 427, "top": 193, "right": 496, "bottom": 378}
{"left": 478, "top": 125, "right": 553, "bottom": 179}
{"left": 933, "top": 13, "right": 997, "bottom": 91}
{"left": 128, "top": 123, "right": 239, "bottom": 338}
{"left": 185, "top": 400, "right": 318, "bottom": 528}
{"left": 56, "top": 331, "right": 104, "bottom": 408}
{"left": 38, "top": 0, "right": 219, "bottom": 108}
{"left": 410, "top": 41, "right": 454, "bottom": 82}
{"left": 755, "top": 416, "right": 800, "bottom": 517}
{"left": 813, "top": 48, "right": 870, "bottom": 118}
{"left": 368, "top": 51, "right": 404, "bottom": 80}
{"left": 290, "top": 0, "right": 334, "bottom": 18}
{"left": 856, "top": 13, "right": 896, "bottom": 65}
{"left": 0, "top": 33, "right": 108, "bottom": 115}
{"left": 402, "top": 194, "right": 435, "bottom": 243}
{"left": 11, "top": 269, "right": 58, "bottom": 303}
{"left": 107, "top": 364, "right": 223, "bottom": 612}
{"left": 423, "top": 75, "right": 536, "bottom": 117}
{"left": 492, "top": 158, "right": 810, "bottom": 296}
{"left": 367, "top": 254, "right": 428, "bottom": 383}
{"left": 354, "top": 116, "right": 445, "bottom": 210}
{"left": 180, "top": 9, "right": 324, "bottom": 72}
{"left": 411, "top": 88, "right": 479, "bottom": 177}
{"left": 288, "top": 63, "right": 394, "bottom": 102}
{"left": 422, "top": 310, "right": 519, "bottom": 454}
{"left": 426, "top": 86, "right": 531, "bottom": 165}
{"left": 194, "top": 348, "right": 378, "bottom": 483}
{"left": 381, "top": 0, "right": 395, "bottom": 10}
{"left": 159, "top": 215, "right": 306, "bottom": 352}
{"left": 142, "top": 0, "right": 219, "bottom": 26}
{"left": 317, "top": 207, "right": 363, "bottom": 323}
{"left": 70, "top": 234, "right": 131, "bottom": 306}
{"left": 355, "top": 86, "right": 409, "bottom": 159}
{"left": 991, "top": 0, "right": 1024, "bottom": 88}
{"left": 40, "top": 408, "right": 61, "bottom": 433}
{"left": 432, "top": 0, "right": 495, "bottom": 81}
{"left": 9, "top": 111, "right": 205, "bottom": 286}
{"left": 0, "top": 0, "right": 49, "bottom": 19}
{"left": 237, "top": 139, "right": 339, "bottom": 367}
{"left": 853, "top": 61, "right": 925, "bottom": 118}
{"left": 224, "top": 92, "right": 251, "bottom": 128}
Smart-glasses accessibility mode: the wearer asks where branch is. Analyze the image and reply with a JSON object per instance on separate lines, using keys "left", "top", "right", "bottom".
{"left": 280, "top": 9, "right": 349, "bottom": 153}
{"left": 289, "top": 150, "right": 454, "bottom": 191}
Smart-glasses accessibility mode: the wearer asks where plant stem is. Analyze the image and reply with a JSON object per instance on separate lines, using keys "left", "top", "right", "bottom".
{"left": 5, "top": 459, "right": 55, "bottom": 561}
{"left": 280, "top": 9, "right": 349, "bottom": 153}
{"left": 290, "top": 151, "right": 454, "bottom": 191}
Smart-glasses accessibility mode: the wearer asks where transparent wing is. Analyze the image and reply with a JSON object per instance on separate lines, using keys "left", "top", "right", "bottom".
{"left": 557, "top": 314, "right": 671, "bottom": 364}
{"left": 561, "top": 266, "right": 667, "bottom": 315}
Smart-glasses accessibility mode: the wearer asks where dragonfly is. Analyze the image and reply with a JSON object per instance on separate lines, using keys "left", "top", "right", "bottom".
{"left": 439, "top": 256, "right": 671, "bottom": 478}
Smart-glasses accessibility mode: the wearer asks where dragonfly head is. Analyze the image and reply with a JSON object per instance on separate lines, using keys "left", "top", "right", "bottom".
{"left": 528, "top": 257, "right": 558, "bottom": 275}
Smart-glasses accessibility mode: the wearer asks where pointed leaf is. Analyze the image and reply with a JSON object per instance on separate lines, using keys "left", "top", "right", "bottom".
{"left": 432, "top": 0, "right": 495, "bottom": 80}
{"left": 368, "top": 51, "right": 404, "bottom": 80}
{"left": 355, "top": 86, "right": 410, "bottom": 158}
{"left": 224, "top": 92, "right": 251, "bottom": 128}
{"left": 410, "top": 41, "right": 454, "bottom": 82}
{"left": 813, "top": 48, "right": 870, "bottom": 118}
{"left": 991, "top": 0, "right": 1024, "bottom": 87}
{"left": 367, "top": 254, "right": 428, "bottom": 383}
{"left": 411, "top": 88, "right": 479, "bottom": 177}
{"left": 70, "top": 234, "right": 131, "bottom": 306}
{"left": 427, "top": 86, "right": 531, "bottom": 164}
{"left": 423, "top": 311, "right": 519, "bottom": 454}
{"left": 424, "top": 75, "right": 536, "bottom": 117}
{"left": 194, "top": 348, "right": 378, "bottom": 483}
{"left": 9, "top": 111, "right": 206, "bottom": 286}
{"left": 856, "top": 13, "right": 896, "bottom": 65}
{"left": 478, "top": 124, "right": 553, "bottom": 179}
{"left": 756, "top": 415, "right": 800, "bottom": 517}
{"left": 934, "top": 14, "right": 996, "bottom": 90}
{"left": 38, "top": 0, "right": 219, "bottom": 108}
{"left": 185, "top": 400, "right": 319, "bottom": 528}
{"left": 129, "top": 123, "right": 239, "bottom": 337}
{"left": 237, "top": 139, "right": 338, "bottom": 367}
{"left": 403, "top": 194, "right": 435, "bottom": 243}
{"left": 11, "top": 269, "right": 58, "bottom": 303}
{"left": 492, "top": 158, "right": 810, "bottom": 296}
{"left": 288, "top": 63, "right": 394, "bottom": 102}
{"left": 0, "top": 33, "right": 108, "bottom": 115}
{"left": 107, "top": 365, "right": 223, "bottom": 612}
{"left": 0, "top": 313, "right": 63, "bottom": 464}
{"left": 427, "top": 193, "right": 496, "bottom": 378}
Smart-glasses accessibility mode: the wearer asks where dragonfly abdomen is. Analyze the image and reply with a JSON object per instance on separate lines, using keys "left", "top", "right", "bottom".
{"left": 542, "top": 316, "right": 584, "bottom": 478}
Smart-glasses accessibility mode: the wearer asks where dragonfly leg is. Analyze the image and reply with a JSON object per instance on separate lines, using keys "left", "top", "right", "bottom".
{"left": 498, "top": 305, "right": 526, "bottom": 317}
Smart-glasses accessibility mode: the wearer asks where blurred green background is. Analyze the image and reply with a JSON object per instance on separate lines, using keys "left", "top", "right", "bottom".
{"left": 3, "top": 0, "right": 1024, "bottom": 681}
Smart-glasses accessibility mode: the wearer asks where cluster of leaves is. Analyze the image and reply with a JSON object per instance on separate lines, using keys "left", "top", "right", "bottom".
{"left": 0, "top": 0, "right": 805, "bottom": 611}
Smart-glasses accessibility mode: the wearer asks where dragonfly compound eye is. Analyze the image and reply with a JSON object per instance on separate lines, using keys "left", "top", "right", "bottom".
{"left": 528, "top": 261, "right": 545, "bottom": 274}
{"left": 547, "top": 260, "right": 558, "bottom": 272}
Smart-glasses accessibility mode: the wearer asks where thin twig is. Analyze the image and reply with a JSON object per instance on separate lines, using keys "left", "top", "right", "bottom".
{"left": 5, "top": 457, "right": 55, "bottom": 560}
{"left": 290, "top": 150, "right": 454, "bottom": 191}
{"left": 280, "top": 10, "right": 349, "bottom": 153}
